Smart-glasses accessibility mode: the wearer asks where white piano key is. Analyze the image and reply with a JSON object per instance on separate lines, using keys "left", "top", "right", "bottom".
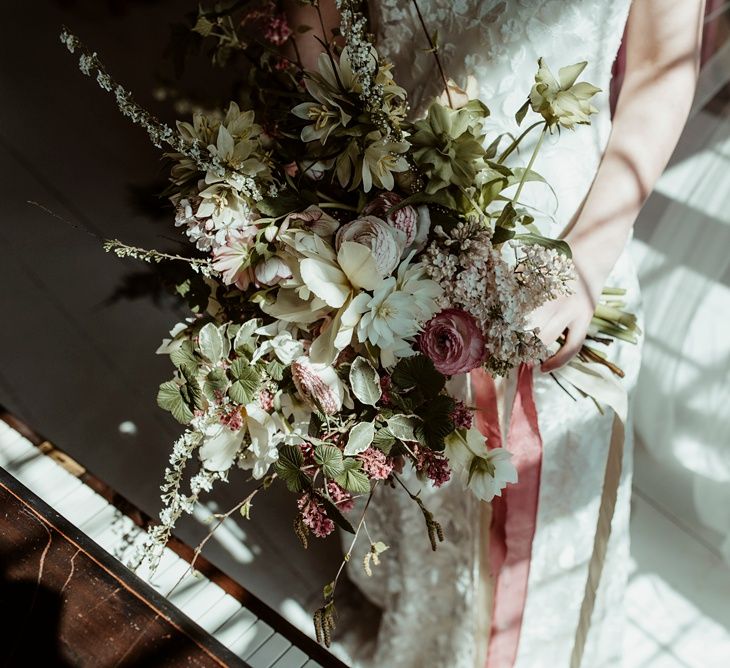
{"left": 232, "top": 619, "right": 274, "bottom": 659}
{"left": 133, "top": 545, "right": 181, "bottom": 587}
{"left": 147, "top": 556, "right": 193, "bottom": 597}
{"left": 177, "top": 580, "right": 227, "bottom": 622}
{"left": 271, "top": 645, "right": 309, "bottom": 668}
{"left": 78, "top": 503, "right": 120, "bottom": 539}
{"left": 53, "top": 484, "right": 109, "bottom": 527}
{"left": 196, "top": 593, "right": 244, "bottom": 634}
{"left": 247, "top": 632, "right": 291, "bottom": 668}
{"left": 213, "top": 605, "right": 258, "bottom": 647}
{"left": 18, "top": 458, "right": 83, "bottom": 506}
{"left": 6, "top": 451, "right": 58, "bottom": 486}
{"left": 93, "top": 513, "right": 138, "bottom": 555}
{"left": 167, "top": 569, "right": 210, "bottom": 608}
{"left": 0, "top": 428, "right": 36, "bottom": 466}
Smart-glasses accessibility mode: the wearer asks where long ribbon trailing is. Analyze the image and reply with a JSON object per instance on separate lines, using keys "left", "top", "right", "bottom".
{"left": 473, "top": 364, "right": 543, "bottom": 668}
{"left": 473, "top": 360, "right": 628, "bottom": 668}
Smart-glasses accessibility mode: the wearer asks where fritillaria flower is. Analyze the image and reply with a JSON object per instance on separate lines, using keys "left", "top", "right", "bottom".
{"left": 529, "top": 59, "right": 601, "bottom": 129}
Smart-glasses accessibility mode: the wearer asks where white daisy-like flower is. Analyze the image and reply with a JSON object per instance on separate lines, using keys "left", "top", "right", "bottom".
{"left": 357, "top": 277, "right": 419, "bottom": 350}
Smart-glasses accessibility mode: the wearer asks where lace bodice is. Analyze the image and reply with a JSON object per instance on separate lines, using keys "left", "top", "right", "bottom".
{"left": 369, "top": 0, "right": 632, "bottom": 237}
{"left": 338, "top": 3, "right": 636, "bottom": 667}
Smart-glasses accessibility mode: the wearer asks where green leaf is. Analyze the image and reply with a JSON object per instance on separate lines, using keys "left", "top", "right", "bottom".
{"left": 391, "top": 355, "right": 445, "bottom": 404}
{"left": 334, "top": 459, "right": 371, "bottom": 494}
{"left": 274, "top": 445, "right": 309, "bottom": 493}
{"left": 515, "top": 98, "right": 530, "bottom": 126}
{"left": 314, "top": 444, "right": 345, "bottom": 478}
{"left": 202, "top": 368, "right": 229, "bottom": 402}
{"left": 256, "top": 190, "right": 303, "bottom": 217}
{"left": 495, "top": 202, "right": 517, "bottom": 230}
{"left": 415, "top": 395, "right": 456, "bottom": 450}
{"left": 372, "top": 428, "right": 396, "bottom": 454}
{"left": 233, "top": 319, "right": 259, "bottom": 354}
{"left": 157, "top": 380, "right": 194, "bottom": 424}
{"left": 228, "top": 359, "right": 261, "bottom": 404}
{"left": 349, "top": 357, "right": 382, "bottom": 406}
{"left": 386, "top": 415, "right": 420, "bottom": 442}
{"left": 514, "top": 233, "right": 573, "bottom": 259}
{"left": 179, "top": 365, "right": 204, "bottom": 411}
{"left": 316, "top": 493, "right": 356, "bottom": 534}
{"left": 492, "top": 226, "right": 516, "bottom": 245}
{"left": 266, "top": 359, "right": 285, "bottom": 382}
{"left": 198, "top": 322, "right": 225, "bottom": 363}
{"left": 169, "top": 339, "right": 197, "bottom": 371}
{"left": 343, "top": 421, "right": 375, "bottom": 456}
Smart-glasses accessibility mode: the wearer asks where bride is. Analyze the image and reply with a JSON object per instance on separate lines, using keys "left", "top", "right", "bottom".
{"left": 286, "top": 1, "right": 705, "bottom": 666}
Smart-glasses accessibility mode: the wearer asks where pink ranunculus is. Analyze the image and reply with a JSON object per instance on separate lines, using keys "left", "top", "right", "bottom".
{"left": 363, "top": 192, "right": 418, "bottom": 246}
{"left": 419, "top": 309, "right": 486, "bottom": 376}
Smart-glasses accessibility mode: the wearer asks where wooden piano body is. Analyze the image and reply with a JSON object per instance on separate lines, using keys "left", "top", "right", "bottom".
{"left": 0, "top": 409, "right": 348, "bottom": 668}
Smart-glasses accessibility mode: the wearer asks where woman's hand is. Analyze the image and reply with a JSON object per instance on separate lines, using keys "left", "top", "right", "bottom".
{"left": 529, "top": 237, "right": 605, "bottom": 373}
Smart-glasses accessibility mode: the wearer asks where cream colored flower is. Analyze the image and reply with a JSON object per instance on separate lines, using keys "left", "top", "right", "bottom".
{"left": 335, "top": 215, "right": 406, "bottom": 278}
{"left": 529, "top": 59, "right": 601, "bottom": 129}
{"left": 360, "top": 132, "right": 410, "bottom": 192}
{"left": 445, "top": 428, "right": 518, "bottom": 502}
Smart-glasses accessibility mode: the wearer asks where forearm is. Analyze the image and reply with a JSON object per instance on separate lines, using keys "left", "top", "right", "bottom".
{"left": 564, "top": 0, "right": 705, "bottom": 296}
{"left": 283, "top": 0, "right": 341, "bottom": 71}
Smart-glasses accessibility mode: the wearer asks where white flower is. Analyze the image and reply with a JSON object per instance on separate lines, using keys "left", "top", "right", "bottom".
{"left": 252, "top": 328, "right": 304, "bottom": 365}
{"left": 444, "top": 428, "right": 518, "bottom": 502}
{"left": 361, "top": 132, "right": 410, "bottom": 192}
{"left": 396, "top": 255, "right": 442, "bottom": 321}
{"left": 199, "top": 422, "right": 243, "bottom": 472}
{"left": 212, "top": 230, "right": 257, "bottom": 288}
{"left": 199, "top": 404, "right": 279, "bottom": 477}
{"left": 357, "top": 277, "right": 419, "bottom": 350}
{"left": 254, "top": 255, "right": 292, "bottom": 286}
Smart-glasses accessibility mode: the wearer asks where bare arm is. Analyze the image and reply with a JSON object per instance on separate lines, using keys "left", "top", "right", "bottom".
{"left": 538, "top": 0, "right": 706, "bottom": 371}
{"left": 283, "top": 0, "right": 341, "bottom": 71}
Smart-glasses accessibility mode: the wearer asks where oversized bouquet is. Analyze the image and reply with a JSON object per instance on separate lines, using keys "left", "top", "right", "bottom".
{"left": 61, "top": 0, "right": 638, "bottom": 644}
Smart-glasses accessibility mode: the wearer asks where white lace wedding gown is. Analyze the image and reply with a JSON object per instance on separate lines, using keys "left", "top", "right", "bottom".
{"left": 341, "top": 2, "right": 643, "bottom": 667}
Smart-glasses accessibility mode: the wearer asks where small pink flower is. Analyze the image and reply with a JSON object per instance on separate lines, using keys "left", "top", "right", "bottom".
{"left": 263, "top": 12, "right": 292, "bottom": 46}
{"left": 283, "top": 162, "right": 298, "bottom": 177}
{"left": 327, "top": 482, "right": 354, "bottom": 512}
{"left": 358, "top": 447, "right": 394, "bottom": 480}
{"left": 414, "top": 445, "right": 452, "bottom": 487}
{"left": 419, "top": 309, "right": 486, "bottom": 375}
{"left": 258, "top": 389, "right": 274, "bottom": 412}
{"left": 363, "top": 192, "right": 417, "bottom": 247}
{"left": 451, "top": 400, "right": 473, "bottom": 429}
{"left": 297, "top": 493, "right": 335, "bottom": 538}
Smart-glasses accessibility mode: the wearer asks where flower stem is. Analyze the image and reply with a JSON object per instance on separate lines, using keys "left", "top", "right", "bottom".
{"left": 512, "top": 124, "right": 547, "bottom": 204}
{"left": 411, "top": 0, "right": 453, "bottom": 108}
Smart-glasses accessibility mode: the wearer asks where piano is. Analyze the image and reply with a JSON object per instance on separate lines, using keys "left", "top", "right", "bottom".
{"left": 0, "top": 408, "right": 348, "bottom": 668}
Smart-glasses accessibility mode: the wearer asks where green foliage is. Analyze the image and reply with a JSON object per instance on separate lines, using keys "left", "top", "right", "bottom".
{"left": 274, "top": 445, "right": 309, "bottom": 493}
{"left": 202, "top": 368, "right": 229, "bottom": 402}
{"left": 391, "top": 354, "right": 445, "bottom": 406}
{"left": 343, "top": 421, "right": 375, "bottom": 455}
{"left": 228, "top": 358, "right": 261, "bottom": 404}
{"left": 349, "top": 357, "right": 382, "bottom": 406}
{"left": 316, "top": 493, "right": 355, "bottom": 534}
{"left": 334, "top": 459, "right": 371, "bottom": 495}
{"left": 415, "top": 395, "right": 456, "bottom": 451}
{"left": 372, "top": 427, "right": 396, "bottom": 454}
{"left": 314, "top": 444, "right": 345, "bottom": 478}
{"left": 515, "top": 233, "right": 573, "bottom": 258}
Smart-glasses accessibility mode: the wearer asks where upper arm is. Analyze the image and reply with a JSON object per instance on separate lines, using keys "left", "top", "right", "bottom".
{"left": 624, "top": 0, "right": 705, "bottom": 79}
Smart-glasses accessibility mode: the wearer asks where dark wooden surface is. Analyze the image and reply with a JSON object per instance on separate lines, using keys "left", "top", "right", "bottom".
{"left": 0, "top": 407, "right": 349, "bottom": 668}
{"left": 0, "top": 466, "right": 248, "bottom": 667}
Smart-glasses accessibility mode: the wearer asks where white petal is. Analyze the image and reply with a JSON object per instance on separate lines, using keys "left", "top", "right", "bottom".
{"left": 338, "top": 241, "right": 382, "bottom": 290}
{"left": 300, "top": 258, "right": 350, "bottom": 308}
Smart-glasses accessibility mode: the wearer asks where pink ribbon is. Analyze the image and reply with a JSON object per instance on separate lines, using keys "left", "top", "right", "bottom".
{"left": 472, "top": 364, "right": 543, "bottom": 668}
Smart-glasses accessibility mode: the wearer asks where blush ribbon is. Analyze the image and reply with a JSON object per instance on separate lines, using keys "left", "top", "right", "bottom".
{"left": 472, "top": 364, "right": 543, "bottom": 668}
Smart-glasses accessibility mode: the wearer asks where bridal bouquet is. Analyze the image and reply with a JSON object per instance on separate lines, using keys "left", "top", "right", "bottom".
{"left": 61, "top": 0, "right": 638, "bottom": 644}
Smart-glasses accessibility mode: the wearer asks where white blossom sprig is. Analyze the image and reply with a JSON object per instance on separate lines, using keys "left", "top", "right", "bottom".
{"left": 103, "top": 239, "right": 214, "bottom": 277}
{"left": 335, "top": 0, "right": 402, "bottom": 139}
{"left": 60, "top": 28, "right": 231, "bottom": 182}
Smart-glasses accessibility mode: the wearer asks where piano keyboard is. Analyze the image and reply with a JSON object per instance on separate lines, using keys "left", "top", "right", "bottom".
{"left": 0, "top": 413, "right": 346, "bottom": 668}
